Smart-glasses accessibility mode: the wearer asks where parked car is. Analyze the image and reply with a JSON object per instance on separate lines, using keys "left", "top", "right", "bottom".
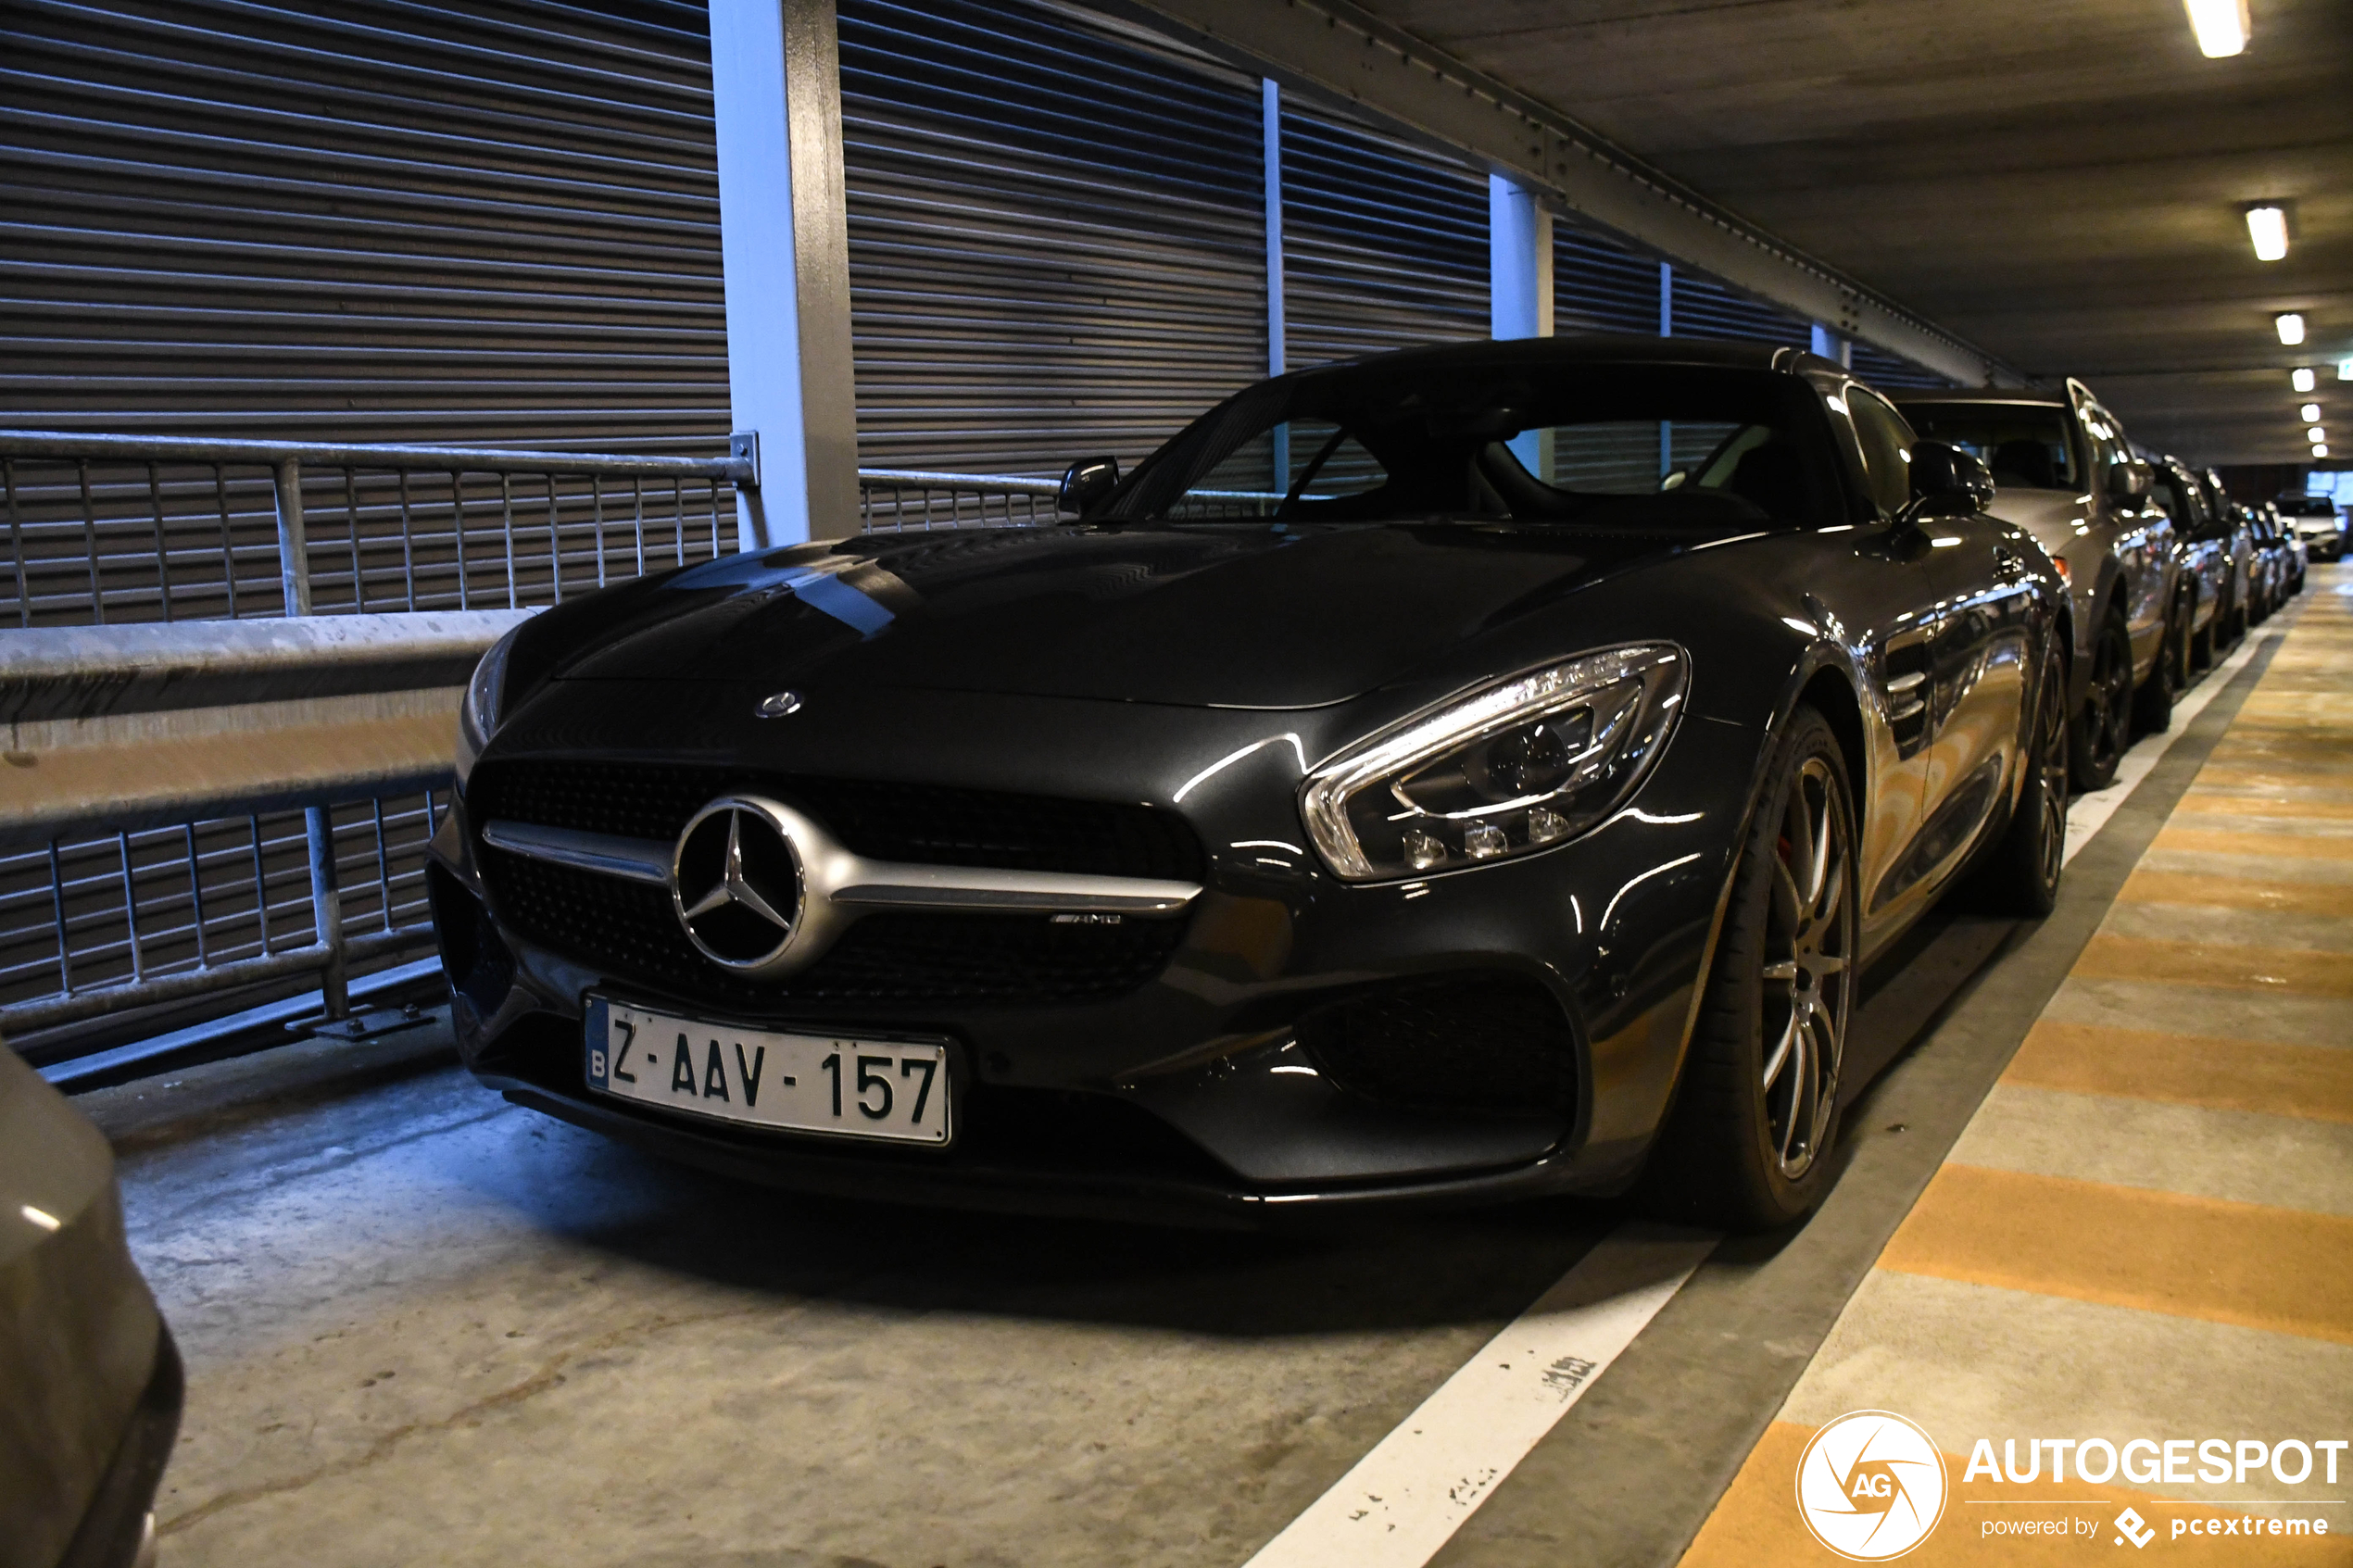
{"left": 2196, "top": 468, "right": 2259, "bottom": 647}
{"left": 433, "top": 337, "right": 2072, "bottom": 1234}
{"left": 0, "top": 1044, "right": 181, "bottom": 1568}
{"left": 1892, "top": 382, "right": 2180, "bottom": 786}
{"left": 2246, "top": 505, "right": 2289, "bottom": 620}
{"left": 2275, "top": 493, "right": 2345, "bottom": 563}
{"left": 2146, "top": 456, "right": 2233, "bottom": 671}
{"left": 2284, "top": 524, "right": 2309, "bottom": 594}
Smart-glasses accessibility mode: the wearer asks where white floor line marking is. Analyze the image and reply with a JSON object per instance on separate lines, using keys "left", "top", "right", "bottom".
{"left": 2061, "top": 622, "right": 2281, "bottom": 866}
{"left": 1241, "top": 1223, "right": 1718, "bottom": 1568}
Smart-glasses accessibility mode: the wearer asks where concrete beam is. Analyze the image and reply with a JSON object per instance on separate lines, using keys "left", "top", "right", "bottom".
{"left": 1100, "top": 0, "right": 2023, "bottom": 389}
{"left": 711, "top": 0, "right": 861, "bottom": 546}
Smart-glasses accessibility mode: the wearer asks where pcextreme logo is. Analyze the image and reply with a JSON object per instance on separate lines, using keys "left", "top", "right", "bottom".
{"left": 1796, "top": 1410, "right": 1952, "bottom": 1561}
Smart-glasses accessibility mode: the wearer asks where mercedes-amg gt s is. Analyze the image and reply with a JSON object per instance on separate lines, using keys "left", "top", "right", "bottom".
{"left": 429, "top": 338, "right": 2070, "bottom": 1231}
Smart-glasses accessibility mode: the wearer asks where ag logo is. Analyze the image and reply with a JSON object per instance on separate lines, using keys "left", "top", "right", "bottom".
{"left": 1795, "top": 1410, "right": 1949, "bottom": 1560}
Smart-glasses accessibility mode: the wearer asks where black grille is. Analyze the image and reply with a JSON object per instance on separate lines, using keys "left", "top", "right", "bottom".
{"left": 1296, "top": 976, "right": 1576, "bottom": 1116}
{"left": 481, "top": 851, "right": 1187, "bottom": 1007}
{"left": 467, "top": 760, "right": 1204, "bottom": 883}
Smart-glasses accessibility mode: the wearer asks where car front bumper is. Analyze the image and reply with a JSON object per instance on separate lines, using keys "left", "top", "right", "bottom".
{"left": 430, "top": 687, "right": 1760, "bottom": 1225}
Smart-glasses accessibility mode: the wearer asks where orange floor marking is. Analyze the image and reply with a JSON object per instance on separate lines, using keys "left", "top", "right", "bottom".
{"left": 1875, "top": 1165, "right": 2353, "bottom": 1346}
{"left": 2116, "top": 872, "right": 2353, "bottom": 917}
{"left": 2070, "top": 935, "right": 2353, "bottom": 997}
{"left": 2151, "top": 828, "right": 2353, "bottom": 859}
{"left": 2001, "top": 1020, "right": 2353, "bottom": 1124}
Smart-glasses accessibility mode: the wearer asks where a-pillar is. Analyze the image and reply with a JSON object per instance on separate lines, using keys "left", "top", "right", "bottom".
{"left": 711, "top": 0, "right": 861, "bottom": 549}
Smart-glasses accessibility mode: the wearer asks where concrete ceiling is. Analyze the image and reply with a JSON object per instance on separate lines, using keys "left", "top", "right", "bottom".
{"left": 1352, "top": 0, "right": 2353, "bottom": 466}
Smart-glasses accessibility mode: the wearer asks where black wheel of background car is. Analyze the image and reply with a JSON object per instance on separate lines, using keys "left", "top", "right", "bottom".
{"left": 2070, "top": 616, "right": 2133, "bottom": 791}
{"left": 2192, "top": 596, "right": 2218, "bottom": 671}
{"left": 1967, "top": 642, "right": 2070, "bottom": 917}
{"left": 2132, "top": 595, "right": 2184, "bottom": 734}
{"left": 1647, "top": 706, "right": 1856, "bottom": 1232}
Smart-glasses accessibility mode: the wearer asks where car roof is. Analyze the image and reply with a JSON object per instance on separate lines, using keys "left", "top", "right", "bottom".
{"left": 1884, "top": 386, "right": 2067, "bottom": 408}
{"left": 1289, "top": 332, "right": 1807, "bottom": 382}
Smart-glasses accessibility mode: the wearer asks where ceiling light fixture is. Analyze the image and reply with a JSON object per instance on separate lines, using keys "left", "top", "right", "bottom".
{"left": 2293, "top": 368, "right": 2317, "bottom": 393}
{"left": 2276, "top": 313, "right": 2307, "bottom": 345}
{"left": 2310, "top": 427, "right": 2328, "bottom": 445}
{"left": 2315, "top": 445, "right": 2331, "bottom": 459}
{"left": 2183, "top": 0, "right": 2250, "bottom": 56}
{"left": 2246, "top": 206, "right": 2290, "bottom": 261}
{"left": 2303, "top": 403, "right": 2323, "bottom": 423}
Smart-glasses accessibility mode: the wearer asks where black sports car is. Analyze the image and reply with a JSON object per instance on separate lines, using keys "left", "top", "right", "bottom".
{"left": 429, "top": 338, "right": 2070, "bottom": 1231}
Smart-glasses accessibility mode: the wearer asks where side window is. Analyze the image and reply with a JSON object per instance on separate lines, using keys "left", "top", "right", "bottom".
{"left": 1847, "top": 389, "right": 1915, "bottom": 518}
{"left": 2078, "top": 403, "right": 2123, "bottom": 493}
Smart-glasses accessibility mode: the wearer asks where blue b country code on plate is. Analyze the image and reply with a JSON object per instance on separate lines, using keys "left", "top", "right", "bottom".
{"left": 584, "top": 996, "right": 952, "bottom": 1146}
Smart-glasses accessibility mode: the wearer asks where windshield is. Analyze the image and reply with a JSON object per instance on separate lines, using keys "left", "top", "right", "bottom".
{"left": 1896, "top": 402, "right": 2082, "bottom": 491}
{"left": 1103, "top": 361, "right": 1828, "bottom": 527}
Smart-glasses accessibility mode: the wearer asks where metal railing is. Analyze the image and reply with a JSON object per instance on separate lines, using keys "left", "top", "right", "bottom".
{"left": 0, "top": 431, "right": 1071, "bottom": 1062}
{"left": 0, "top": 431, "right": 749, "bottom": 629}
{"left": 858, "top": 467, "right": 1064, "bottom": 532}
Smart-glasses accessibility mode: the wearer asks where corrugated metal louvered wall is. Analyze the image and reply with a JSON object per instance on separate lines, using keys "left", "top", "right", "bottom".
{"left": 1279, "top": 107, "right": 1488, "bottom": 370}
{"left": 0, "top": 0, "right": 730, "bottom": 452}
{"left": 2, "top": 0, "right": 1946, "bottom": 474}
{"left": 839, "top": 0, "right": 1265, "bottom": 476}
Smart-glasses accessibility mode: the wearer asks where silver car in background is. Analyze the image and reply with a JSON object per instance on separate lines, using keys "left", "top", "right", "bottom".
{"left": 2276, "top": 493, "right": 2345, "bottom": 563}
{"left": 1893, "top": 382, "right": 2183, "bottom": 789}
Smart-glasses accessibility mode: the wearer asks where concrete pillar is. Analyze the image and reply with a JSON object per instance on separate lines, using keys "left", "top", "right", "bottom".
{"left": 1810, "top": 322, "right": 1853, "bottom": 369}
{"left": 1264, "top": 80, "right": 1290, "bottom": 490}
{"left": 1490, "top": 175, "right": 1553, "bottom": 474}
{"left": 711, "top": 0, "right": 860, "bottom": 548}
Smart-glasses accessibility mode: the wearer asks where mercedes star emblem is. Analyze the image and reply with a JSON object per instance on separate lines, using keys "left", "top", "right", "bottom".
{"left": 671, "top": 796, "right": 805, "bottom": 971}
{"left": 756, "top": 690, "right": 803, "bottom": 718}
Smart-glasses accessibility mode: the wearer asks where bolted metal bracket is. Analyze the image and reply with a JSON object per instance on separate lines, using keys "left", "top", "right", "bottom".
{"left": 729, "top": 430, "right": 761, "bottom": 488}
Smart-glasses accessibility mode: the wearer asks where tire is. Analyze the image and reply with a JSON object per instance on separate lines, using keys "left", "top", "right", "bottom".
{"left": 1967, "top": 642, "right": 2069, "bottom": 917}
{"left": 2070, "top": 616, "right": 2133, "bottom": 791}
{"left": 2191, "top": 599, "right": 2218, "bottom": 672}
{"left": 2132, "top": 596, "right": 2183, "bottom": 735}
{"left": 1647, "top": 706, "right": 1857, "bottom": 1232}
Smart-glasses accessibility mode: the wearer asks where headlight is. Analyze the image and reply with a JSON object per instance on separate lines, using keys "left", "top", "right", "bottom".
{"left": 456, "top": 625, "right": 522, "bottom": 783}
{"left": 1301, "top": 644, "right": 1688, "bottom": 881}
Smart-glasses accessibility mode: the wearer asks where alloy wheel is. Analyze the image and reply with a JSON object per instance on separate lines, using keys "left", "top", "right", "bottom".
{"left": 1757, "top": 756, "right": 1854, "bottom": 1182}
{"left": 2082, "top": 622, "right": 2132, "bottom": 780}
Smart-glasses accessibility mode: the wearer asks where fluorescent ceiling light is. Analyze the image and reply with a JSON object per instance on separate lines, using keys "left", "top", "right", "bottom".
{"left": 2246, "top": 206, "right": 2289, "bottom": 261}
{"left": 2303, "top": 403, "right": 2323, "bottom": 423}
{"left": 2277, "top": 313, "right": 2307, "bottom": 345}
{"left": 2316, "top": 445, "right": 2331, "bottom": 459}
{"left": 2183, "top": 0, "right": 2250, "bottom": 56}
{"left": 2310, "top": 427, "right": 2328, "bottom": 444}
{"left": 2294, "top": 368, "right": 2317, "bottom": 392}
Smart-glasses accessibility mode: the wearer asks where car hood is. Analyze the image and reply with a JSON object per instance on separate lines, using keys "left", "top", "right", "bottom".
{"left": 1984, "top": 485, "right": 2095, "bottom": 554}
{"left": 545, "top": 521, "right": 1704, "bottom": 709}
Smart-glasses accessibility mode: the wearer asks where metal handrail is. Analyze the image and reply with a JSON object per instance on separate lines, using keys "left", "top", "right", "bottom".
{"left": 0, "top": 430, "right": 754, "bottom": 481}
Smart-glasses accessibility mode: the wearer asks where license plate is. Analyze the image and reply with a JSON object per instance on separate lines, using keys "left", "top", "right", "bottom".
{"left": 585, "top": 997, "right": 952, "bottom": 1146}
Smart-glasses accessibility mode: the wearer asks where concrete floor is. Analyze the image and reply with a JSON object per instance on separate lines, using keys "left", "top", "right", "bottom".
{"left": 74, "top": 574, "right": 2340, "bottom": 1568}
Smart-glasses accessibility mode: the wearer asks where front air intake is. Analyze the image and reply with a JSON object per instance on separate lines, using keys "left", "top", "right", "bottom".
{"left": 1295, "top": 975, "right": 1577, "bottom": 1118}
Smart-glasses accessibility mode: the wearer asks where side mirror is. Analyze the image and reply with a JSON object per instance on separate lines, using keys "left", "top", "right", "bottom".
{"left": 2106, "top": 461, "right": 2152, "bottom": 499}
{"left": 1058, "top": 455, "right": 1120, "bottom": 517}
{"left": 1908, "top": 441, "right": 1994, "bottom": 515}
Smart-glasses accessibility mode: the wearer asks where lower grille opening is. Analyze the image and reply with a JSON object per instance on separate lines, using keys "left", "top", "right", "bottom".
{"left": 481, "top": 850, "right": 1187, "bottom": 1007}
{"left": 428, "top": 864, "right": 513, "bottom": 1021}
{"left": 1296, "top": 974, "right": 1578, "bottom": 1118}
